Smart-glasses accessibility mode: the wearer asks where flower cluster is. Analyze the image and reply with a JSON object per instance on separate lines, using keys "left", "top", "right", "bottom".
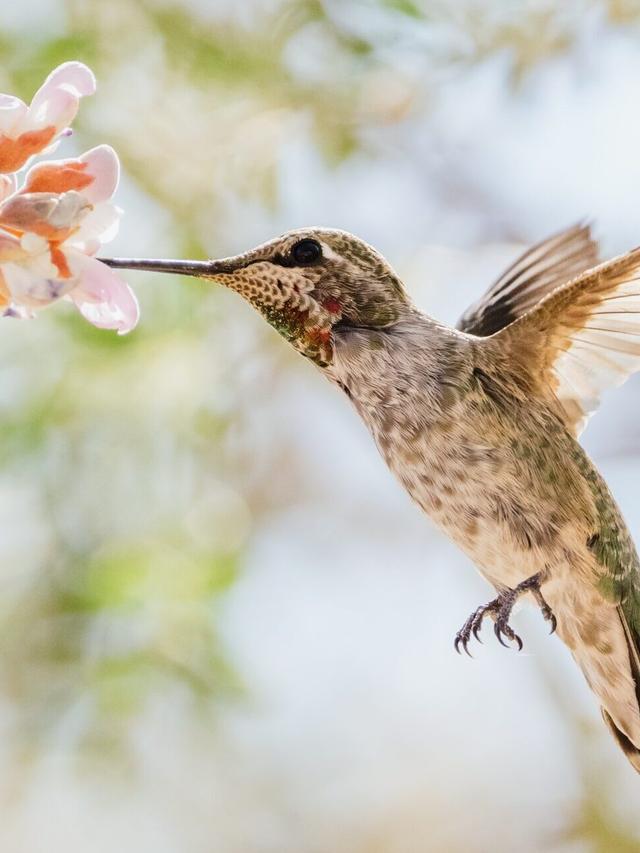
{"left": 0, "top": 62, "right": 138, "bottom": 333}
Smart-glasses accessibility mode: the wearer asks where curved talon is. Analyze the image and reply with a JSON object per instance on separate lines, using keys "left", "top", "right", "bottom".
{"left": 454, "top": 635, "right": 466, "bottom": 656}
{"left": 454, "top": 600, "right": 500, "bottom": 656}
{"left": 454, "top": 624, "right": 475, "bottom": 657}
{"left": 495, "top": 625, "right": 508, "bottom": 648}
{"left": 530, "top": 581, "right": 557, "bottom": 635}
{"left": 495, "top": 623, "right": 511, "bottom": 648}
{"left": 494, "top": 621, "right": 523, "bottom": 651}
{"left": 455, "top": 637, "right": 473, "bottom": 658}
{"left": 542, "top": 607, "right": 558, "bottom": 635}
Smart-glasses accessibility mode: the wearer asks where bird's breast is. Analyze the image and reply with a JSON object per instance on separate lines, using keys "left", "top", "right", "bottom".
{"left": 361, "top": 387, "right": 595, "bottom": 589}
{"left": 331, "top": 324, "right": 603, "bottom": 588}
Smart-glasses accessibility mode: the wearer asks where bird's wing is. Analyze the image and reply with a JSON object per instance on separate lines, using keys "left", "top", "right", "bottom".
{"left": 457, "top": 224, "right": 599, "bottom": 336}
{"left": 484, "top": 247, "right": 640, "bottom": 436}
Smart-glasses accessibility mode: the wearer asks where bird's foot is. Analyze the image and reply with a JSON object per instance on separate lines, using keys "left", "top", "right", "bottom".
{"left": 454, "top": 571, "right": 556, "bottom": 655}
{"left": 454, "top": 598, "right": 502, "bottom": 656}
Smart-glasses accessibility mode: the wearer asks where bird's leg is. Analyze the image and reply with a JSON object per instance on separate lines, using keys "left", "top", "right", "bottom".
{"left": 454, "top": 571, "right": 557, "bottom": 655}
{"left": 526, "top": 575, "right": 557, "bottom": 635}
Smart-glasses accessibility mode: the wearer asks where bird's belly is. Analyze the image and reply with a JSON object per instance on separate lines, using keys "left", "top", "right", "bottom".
{"left": 425, "top": 498, "right": 553, "bottom": 590}
{"left": 383, "top": 436, "right": 571, "bottom": 590}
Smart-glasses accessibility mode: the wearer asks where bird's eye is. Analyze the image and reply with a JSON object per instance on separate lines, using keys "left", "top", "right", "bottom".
{"left": 291, "top": 239, "right": 322, "bottom": 266}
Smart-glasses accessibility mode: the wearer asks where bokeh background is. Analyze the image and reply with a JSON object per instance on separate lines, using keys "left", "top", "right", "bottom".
{"left": 1, "top": 1, "right": 640, "bottom": 850}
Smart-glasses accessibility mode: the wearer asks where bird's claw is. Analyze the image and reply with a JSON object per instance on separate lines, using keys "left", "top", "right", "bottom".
{"left": 472, "top": 621, "right": 483, "bottom": 643}
{"left": 493, "top": 616, "right": 523, "bottom": 651}
{"left": 454, "top": 601, "right": 500, "bottom": 656}
{"left": 454, "top": 571, "right": 556, "bottom": 656}
{"left": 453, "top": 633, "right": 472, "bottom": 657}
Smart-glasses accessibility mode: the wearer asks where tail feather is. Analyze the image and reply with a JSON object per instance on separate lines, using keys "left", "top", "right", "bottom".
{"left": 555, "top": 598, "right": 640, "bottom": 773}
{"left": 601, "top": 708, "right": 640, "bottom": 773}
{"left": 597, "top": 605, "right": 640, "bottom": 773}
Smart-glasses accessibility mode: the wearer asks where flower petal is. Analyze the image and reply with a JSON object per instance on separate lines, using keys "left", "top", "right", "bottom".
{"left": 0, "top": 126, "right": 57, "bottom": 174}
{"left": 22, "top": 159, "right": 93, "bottom": 195}
{"left": 0, "top": 191, "right": 91, "bottom": 239}
{"left": 0, "top": 230, "right": 29, "bottom": 262}
{"left": 65, "top": 201, "right": 121, "bottom": 250}
{"left": 27, "top": 86, "right": 79, "bottom": 133}
{"left": 1, "top": 260, "right": 74, "bottom": 307}
{"left": 0, "top": 270, "right": 10, "bottom": 308}
{"left": 0, "top": 235, "right": 17, "bottom": 307}
{"left": 30, "top": 62, "right": 96, "bottom": 114}
{"left": 77, "top": 145, "right": 119, "bottom": 202}
{"left": 0, "top": 174, "right": 16, "bottom": 203}
{"left": 18, "top": 62, "right": 96, "bottom": 152}
{"left": 0, "top": 63, "right": 95, "bottom": 173}
{"left": 23, "top": 144, "right": 119, "bottom": 203}
{"left": 17, "top": 234, "right": 56, "bottom": 277}
{"left": 68, "top": 253, "right": 139, "bottom": 333}
{"left": 0, "top": 95, "right": 28, "bottom": 135}
{"left": 4, "top": 303, "right": 34, "bottom": 319}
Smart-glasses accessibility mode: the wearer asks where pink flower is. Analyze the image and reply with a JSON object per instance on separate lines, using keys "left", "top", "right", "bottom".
{"left": 0, "top": 62, "right": 96, "bottom": 174}
{"left": 0, "top": 62, "right": 139, "bottom": 335}
{"left": 0, "top": 145, "right": 139, "bottom": 334}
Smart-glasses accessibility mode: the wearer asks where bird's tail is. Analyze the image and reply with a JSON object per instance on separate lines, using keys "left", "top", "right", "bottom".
{"left": 597, "top": 605, "right": 640, "bottom": 773}
{"left": 601, "top": 707, "right": 640, "bottom": 773}
{"left": 564, "top": 603, "right": 640, "bottom": 774}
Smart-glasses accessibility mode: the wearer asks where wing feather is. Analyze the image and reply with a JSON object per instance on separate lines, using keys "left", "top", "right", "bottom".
{"left": 458, "top": 224, "right": 599, "bottom": 336}
{"left": 486, "top": 247, "right": 640, "bottom": 436}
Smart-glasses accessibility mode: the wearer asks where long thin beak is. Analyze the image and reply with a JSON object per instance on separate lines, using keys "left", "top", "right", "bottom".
{"left": 98, "top": 257, "right": 244, "bottom": 278}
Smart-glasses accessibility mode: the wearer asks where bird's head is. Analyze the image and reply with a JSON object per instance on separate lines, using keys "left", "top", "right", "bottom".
{"left": 103, "top": 228, "right": 411, "bottom": 366}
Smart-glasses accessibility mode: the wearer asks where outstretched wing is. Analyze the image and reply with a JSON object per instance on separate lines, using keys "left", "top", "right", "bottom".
{"left": 485, "top": 247, "right": 640, "bottom": 436}
{"left": 458, "top": 224, "right": 599, "bottom": 336}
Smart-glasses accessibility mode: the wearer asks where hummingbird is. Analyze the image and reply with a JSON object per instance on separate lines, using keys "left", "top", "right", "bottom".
{"left": 103, "top": 223, "right": 640, "bottom": 773}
